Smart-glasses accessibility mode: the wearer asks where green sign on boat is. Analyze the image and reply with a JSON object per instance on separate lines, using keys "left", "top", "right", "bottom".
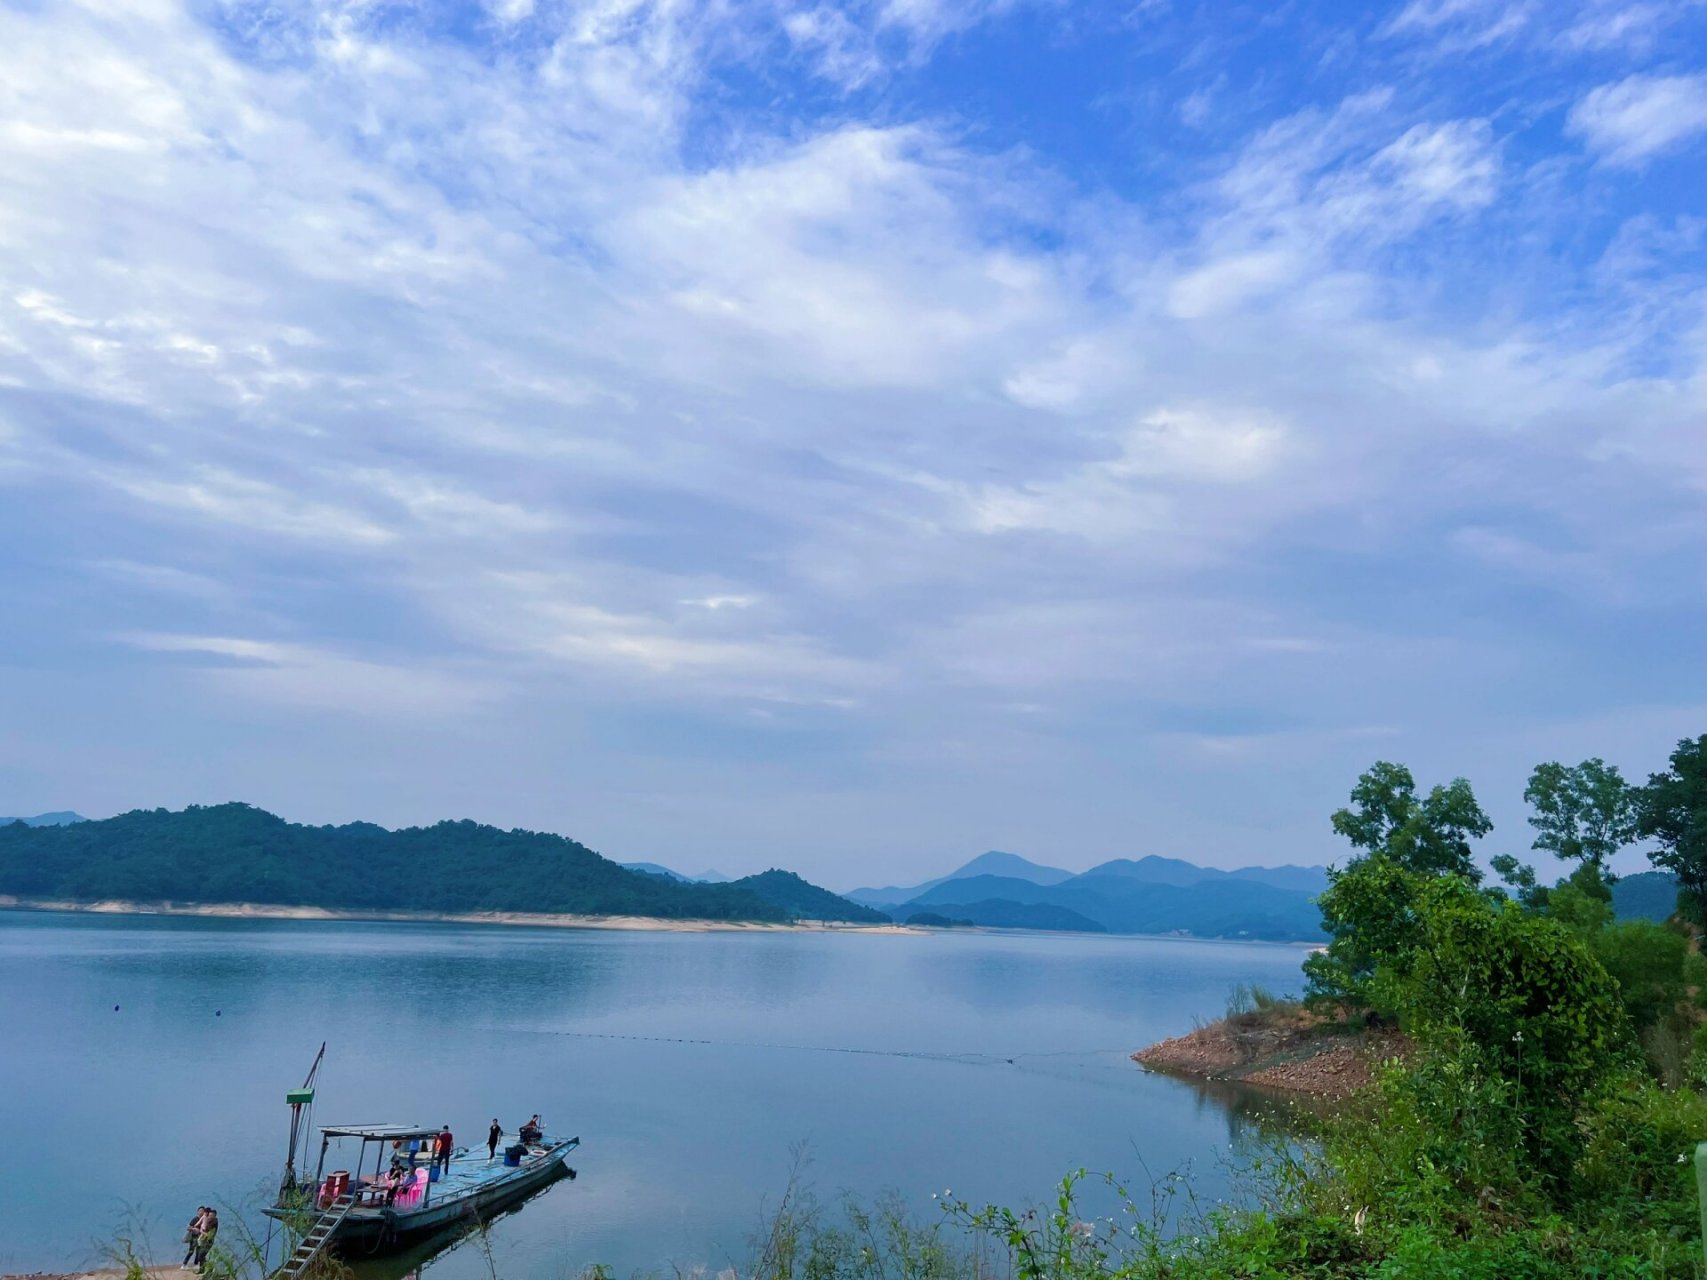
{"left": 286, "top": 1089, "right": 315, "bottom": 1105}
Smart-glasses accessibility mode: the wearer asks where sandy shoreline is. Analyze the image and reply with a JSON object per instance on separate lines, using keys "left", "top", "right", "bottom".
{"left": 0, "top": 895, "right": 920, "bottom": 935}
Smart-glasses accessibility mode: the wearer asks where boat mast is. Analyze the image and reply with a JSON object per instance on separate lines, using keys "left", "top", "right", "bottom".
{"left": 281, "top": 1042, "right": 326, "bottom": 1199}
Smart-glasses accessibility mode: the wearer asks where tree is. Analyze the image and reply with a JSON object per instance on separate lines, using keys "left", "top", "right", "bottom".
{"left": 1312, "top": 763, "right": 1495, "bottom": 1004}
{"left": 1330, "top": 761, "right": 1491, "bottom": 880}
{"left": 1590, "top": 919, "right": 1688, "bottom": 1032}
{"left": 1393, "top": 875, "right": 1631, "bottom": 1114}
{"left": 1636, "top": 735, "right": 1707, "bottom": 923}
{"left": 1304, "top": 854, "right": 1426, "bottom": 1007}
{"left": 1524, "top": 758, "right": 1635, "bottom": 883}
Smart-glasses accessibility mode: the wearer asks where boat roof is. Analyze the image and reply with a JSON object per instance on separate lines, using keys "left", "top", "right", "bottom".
{"left": 319, "top": 1123, "right": 444, "bottom": 1141}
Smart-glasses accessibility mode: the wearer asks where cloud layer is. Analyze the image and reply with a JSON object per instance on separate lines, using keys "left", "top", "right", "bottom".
{"left": 2, "top": 0, "right": 1706, "bottom": 883}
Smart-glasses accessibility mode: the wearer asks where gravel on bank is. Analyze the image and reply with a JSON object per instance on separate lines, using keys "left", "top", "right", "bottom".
{"left": 1132, "top": 1006, "right": 1408, "bottom": 1101}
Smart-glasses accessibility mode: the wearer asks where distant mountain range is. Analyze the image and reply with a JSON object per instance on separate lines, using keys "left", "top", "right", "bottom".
{"left": 0, "top": 811, "right": 86, "bottom": 827}
{"left": 851, "top": 851, "right": 1334, "bottom": 941}
{"left": 0, "top": 803, "right": 877, "bottom": 924}
{"left": 864, "top": 851, "right": 1682, "bottom": 942}
{"left": 848, "top": 850, "right": 1077, "bottom": 905}
{"left": 5, "top": 808, "right": 1680, "bottom": 941}
{"left": 621, "top": 861, "right": 732, "bottom": 884}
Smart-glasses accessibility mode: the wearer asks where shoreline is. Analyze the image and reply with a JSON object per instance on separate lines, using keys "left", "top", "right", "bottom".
{"left": 0, "top": 895, "right": 920, "bottom": 935}
{"left": 1133, "top": 1008, "right": 1407, "bottom": 1101}
{"left": 0, "top": 897, "right": 1321, "bottom": 945}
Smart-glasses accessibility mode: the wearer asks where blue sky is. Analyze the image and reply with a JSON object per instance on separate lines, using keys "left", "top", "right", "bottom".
{"left": 2, "top": 0, "right": 1706, "bottom": 887}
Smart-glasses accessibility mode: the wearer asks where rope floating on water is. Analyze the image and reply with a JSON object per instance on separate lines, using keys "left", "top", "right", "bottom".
{"left": 491, "top": 1026, "right": 1137, "bottom": 1070}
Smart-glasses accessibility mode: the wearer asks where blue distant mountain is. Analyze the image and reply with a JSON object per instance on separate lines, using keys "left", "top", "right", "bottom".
{"left": 846, "top": 850, "right": 1072, "bottom": 906}
{"left": 901, "top": 872, "right": 1326, "bottom": 941}
{"left": 0, "top": 811, "right": 86, "bottom": 827}
{"left": 1080, "top": 856, "right": 1330, "bottom": 895}
{"left": 622, "top": 861, "right": 694, "bottom": 881}
{"left": 621, "top": 861, "right": 732, "bottom": 884}
{"left": 853, "top": 850, "right": 1334, "bottom": 941}
{"left": 871, "top": 852, "right": 1678, "bottom": 941}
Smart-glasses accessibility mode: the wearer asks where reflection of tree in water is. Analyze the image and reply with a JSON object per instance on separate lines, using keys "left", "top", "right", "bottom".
{"left": 1165, "top": 1074, "right": 1332, "bottom": 1151}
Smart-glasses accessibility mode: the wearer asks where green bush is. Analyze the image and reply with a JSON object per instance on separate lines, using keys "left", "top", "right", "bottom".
{"left": 1572, "top": 1075, "right": 1707, "bottom": 1219}
{"left": 1390, "top": 877, "right": 1632, "bottom": 1116}
{"left": 1593, "top": 919, "right": 1690, "bottom": 1030}
{"left": 1320, "top": 1046, "right": 1535, "bottom": 1234}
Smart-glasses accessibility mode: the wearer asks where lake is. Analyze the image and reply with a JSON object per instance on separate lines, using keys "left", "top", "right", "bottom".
{"left": 0, "top": 911, "right": 1309, "bottom": 1278}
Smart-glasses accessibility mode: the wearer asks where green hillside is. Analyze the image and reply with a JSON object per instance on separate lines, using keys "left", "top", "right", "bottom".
{"left": 1612, "top": 870, "right": 1680, "bottom": 921}
{"left": 908, "top": 898, "right": 1107, "bottom": 932}
{"left": 0, "top": 803, "right": 796, "bottom": 922}
{"left": 727, "top": 869, "right": 891, "bottom": 923}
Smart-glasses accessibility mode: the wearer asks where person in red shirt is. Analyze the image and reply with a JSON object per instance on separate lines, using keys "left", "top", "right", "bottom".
{"left": 435, "top": 1125, "right": 454, "bottom": 1176}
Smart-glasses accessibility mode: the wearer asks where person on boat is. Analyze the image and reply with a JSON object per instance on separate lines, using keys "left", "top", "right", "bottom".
{"left": 193, "top": 1207, "right": 219, "bottom": 1273}
{"left": 520, "top": 1114, "right": 542, "bottom": 1145}
{"left": 435, "top": 1124, "right": 454, "bottom": 1175}
{"left": 181, "top": 1206, "right": 209, "bottom": 1266}
{"left": 487, "top": 1118, "right": 502, "bottom": 1160}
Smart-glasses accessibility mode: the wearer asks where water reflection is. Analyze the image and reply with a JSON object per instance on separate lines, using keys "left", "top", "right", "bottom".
{"left": 1144, "top": 1070, "right": 1334, "bottom": 1149}
{"left": 340, "top": 1165, "right": 574, "bottom": 1280}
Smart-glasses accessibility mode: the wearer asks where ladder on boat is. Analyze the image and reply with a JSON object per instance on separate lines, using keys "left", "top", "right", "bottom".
{"left": 271, "top": 1193, "right": 354, "bottom": 1280}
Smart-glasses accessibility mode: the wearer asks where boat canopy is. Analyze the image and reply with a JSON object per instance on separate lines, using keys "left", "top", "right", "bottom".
{"left": 319, "top": 1124, "right": 443, "bottom": 1141}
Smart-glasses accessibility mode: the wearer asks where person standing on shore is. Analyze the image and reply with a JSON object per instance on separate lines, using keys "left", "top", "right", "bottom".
{"left": 181, "top": 1206, "right": 208, "bottom": 1267}
{"left": 193, "top": 1207, "right": 219, "bottom": 1273}
{"left": 487, "top": 1118, "right": 502, "bottom": 1160}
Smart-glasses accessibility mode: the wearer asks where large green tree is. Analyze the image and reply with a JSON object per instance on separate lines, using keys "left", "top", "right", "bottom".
{"left": 1636, "top": 735, "right": 1707, "bottom": 923}
{"left": 1524, "top": 758, "right": 1636, "bottom": 882}
{"left": 1329, "top": 760, "right": 1491, "bottom": 880}
{"left": 1310, "top": 762, "right": 1494, "bottom": 1004}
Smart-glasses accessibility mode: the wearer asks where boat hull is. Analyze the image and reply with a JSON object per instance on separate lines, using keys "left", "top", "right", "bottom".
{"left": 270, "top": 1139, "right": 577, "bottom": 1260}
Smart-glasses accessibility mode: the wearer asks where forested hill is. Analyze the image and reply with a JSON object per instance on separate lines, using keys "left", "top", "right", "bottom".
{"left": 723, "top": 870, "right": 891, "bottom": 924}
{"left": 0, "top": 803, "right": 875, "bottom": 923}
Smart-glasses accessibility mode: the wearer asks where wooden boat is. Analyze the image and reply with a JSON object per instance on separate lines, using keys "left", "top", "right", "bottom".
{"left": 264, "top": 1048, "right": 578, "bottom": 1274}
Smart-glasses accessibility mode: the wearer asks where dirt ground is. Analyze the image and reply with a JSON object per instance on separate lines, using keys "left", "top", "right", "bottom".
{"left": 1133, "top": 1005, "right": 1409, "bottom": 1100}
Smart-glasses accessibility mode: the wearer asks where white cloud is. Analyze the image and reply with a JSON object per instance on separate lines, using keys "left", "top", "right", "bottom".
{"left": 103, "top": 467, "right": 397, "bottom": 546}
{"left": 1168, "top": 249, "right": 1301, "bottom": 319}
{"left": 89, "top": 560, "right": 234, "bottom": 602}
{"left": 1384, "top": 0, "right": 1535, "bottom": 48}
{"left": 451, "top": 577, "right": 885, "bottom": 700}
{"left": 1569, "top": 73, "right": 1707, "bottom": 166}
{"left": 785, "top": 6, "right": 886, "bottom": 88}
{"left": 877, "top": 0, "right": 1017, "bottom": 46}
{"left": 1, "top": 0, "right": 1706, "bottom": 870}
{"left": 967, "top": 406, "right": 1294, "bottom": 539}
{"left": 1560, "top": 2, "right": 1674, "bottom": 50}
{"left": 350, "top": 470, "right": 558, "bottom": 537}
{"left": 123, "top": 634, "right": 497, "bottom": 716}
{"left": 1372, "top": 120, "right": 1498, "bottom": 209}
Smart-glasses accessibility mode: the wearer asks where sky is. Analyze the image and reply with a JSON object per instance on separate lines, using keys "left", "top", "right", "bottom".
{"left": 2, "top": 0, "right": 1706, "bottom": 888}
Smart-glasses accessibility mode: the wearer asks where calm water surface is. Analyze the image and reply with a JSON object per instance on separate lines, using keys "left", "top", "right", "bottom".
{"left": 0, "top": 911, "right": 1307, "bottom": 1278}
